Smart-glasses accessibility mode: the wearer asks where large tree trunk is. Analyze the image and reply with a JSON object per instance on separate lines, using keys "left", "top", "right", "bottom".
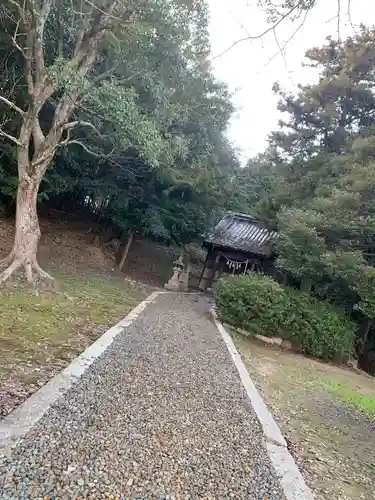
{"left": 0, "top": 169, "right": 53, "bottom": 285}
{"left": 0, "top": 0, "right": 119, "bottom": 286}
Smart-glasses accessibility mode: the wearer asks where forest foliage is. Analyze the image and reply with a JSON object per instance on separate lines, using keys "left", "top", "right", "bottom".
{"left": 0, "top": 0, "right": 239, "bottom": 254}
{"left": 1, "top": 2, "right": 375, "bottom": 358}
{"left": 232, "top": 26, "right": 375, "bottom": 356}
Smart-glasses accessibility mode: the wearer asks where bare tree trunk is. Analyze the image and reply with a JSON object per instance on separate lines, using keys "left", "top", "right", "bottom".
{"left": 359, "top": 319, "right": 372, "bottom": 356}
{"left": 118, "top": 231, "right": 134, "bottom": 272}
{"left": 0, "top": 168, "right": 53, "bottom": 285}
{"left": 300, "top": 278, "right": 313, "bottom": 293}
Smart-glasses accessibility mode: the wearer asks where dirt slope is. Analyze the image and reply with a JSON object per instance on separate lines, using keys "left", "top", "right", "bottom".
{"left": 0, "top": 213, "right": 179, "bottom": 287}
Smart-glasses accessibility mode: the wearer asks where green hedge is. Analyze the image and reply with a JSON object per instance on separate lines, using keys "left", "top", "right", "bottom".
{"left": 215, "top": 274, "right": 355, "bottom": 361}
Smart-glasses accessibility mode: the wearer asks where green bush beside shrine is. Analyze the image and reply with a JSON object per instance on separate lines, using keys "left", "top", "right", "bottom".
{"left": 215, "top": 274, "right": 355, "bottom": 361}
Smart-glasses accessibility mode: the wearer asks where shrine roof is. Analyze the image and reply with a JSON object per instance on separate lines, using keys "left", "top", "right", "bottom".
{"left": 203, "top": 212, "right": 278, "bottom": 257}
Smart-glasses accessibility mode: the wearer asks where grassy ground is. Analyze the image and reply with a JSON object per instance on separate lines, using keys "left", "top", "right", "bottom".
{"left": 0, "top": 268, "right": 151, "bottom": 416}
{"left": 231, "top": 330, "right": 375, "bottom": 500}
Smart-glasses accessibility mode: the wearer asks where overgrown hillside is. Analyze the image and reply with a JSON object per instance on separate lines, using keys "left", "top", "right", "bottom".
{"left": 0, "top": 0, "right": 239, "bottom": 286}
{"left": 0, "top": 211, "right": 181, "bottom": 288}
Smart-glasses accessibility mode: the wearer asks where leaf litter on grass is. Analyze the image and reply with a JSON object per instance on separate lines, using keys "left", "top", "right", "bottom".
{"left": 231, "top": 329, "right": 375, "bottom": 500}
{"left": 0, "top": 268, "right": 151, "bottom": 417}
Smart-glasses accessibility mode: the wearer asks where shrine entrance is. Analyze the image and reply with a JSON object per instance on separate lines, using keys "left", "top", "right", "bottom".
{"left": 198, "top": 247, "right": 274, "bottom": 291}
{"left": 198, "top": 213, "right": 278, "bottom": 291}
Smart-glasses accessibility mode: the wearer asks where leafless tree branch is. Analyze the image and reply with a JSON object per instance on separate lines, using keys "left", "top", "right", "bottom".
{"left": 212, "top": 0, "right": 349, "bottom": 63}
{"left": 211, "top": 2, "right": 301, "bottom": 60}
{"left": 62, "top": 120, "right": 103, "bottom": 136}
{"left": 57, "top": 120, "right": 106, "bottom": 152}
{"left": 29, "top": 0, "right": 52, "bottom": 82}
{"left": 83, "top": 0, "right": 122, "bottom": 22}
{"left": 6, "top": 0, "right": 24, "bottom": 17}
{"left": 259, "top": 8, "right": 309, "bottom": 73}
{"left": 0, "top": 95, "right": 25, "bottom": 115}
{"left": 62, "top": 139, "right": 115, "bottom": 159}
{"left": 10, "top": 19, "right": 27, "bottom": 58}
{"left": 273, "top": 27, "right": 294, "bottom": 84}
{"left": 347, "top": 0, "right": 357, "bottom": 34}
{"left": 0, "top": 129, "right": 21, "bottom": 145}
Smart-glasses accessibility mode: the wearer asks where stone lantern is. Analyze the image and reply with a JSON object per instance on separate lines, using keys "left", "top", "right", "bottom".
{"left": 165, "top": 254, "right": 189, "bottom": 292}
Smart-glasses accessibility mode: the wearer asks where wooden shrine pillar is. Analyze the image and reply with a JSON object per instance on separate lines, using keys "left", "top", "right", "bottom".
{"left": 212, "top": 252, "right": 221, "bottom": 284}
{"left": 199, "top": 248, "right": 218, "bottom": 291}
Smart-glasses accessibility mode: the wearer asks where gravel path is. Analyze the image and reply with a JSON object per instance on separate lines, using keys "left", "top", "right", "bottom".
{"left": 0, "top": 293, "right": 286, "bottom": 499}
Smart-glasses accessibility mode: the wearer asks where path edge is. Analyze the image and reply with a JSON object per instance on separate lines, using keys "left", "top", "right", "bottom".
{"left": 0, "top": 291, "right": 163, "bottom": 455}
{"left": 209, "top": 308, "right": 315, "bottom": 500}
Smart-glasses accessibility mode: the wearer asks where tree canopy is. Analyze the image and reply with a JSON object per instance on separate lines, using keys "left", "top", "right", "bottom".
{"left": 0, "top": 0, "right": 239, "bottom": 283}
{"left": 238, "top": 26, "right": 375, "bottom": 353}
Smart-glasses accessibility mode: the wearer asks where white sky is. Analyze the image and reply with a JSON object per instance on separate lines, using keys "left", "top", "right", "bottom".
{"left": 208, "top": 0, "right": 375, "bottom": 163}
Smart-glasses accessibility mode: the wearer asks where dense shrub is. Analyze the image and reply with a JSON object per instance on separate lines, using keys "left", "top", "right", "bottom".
{"left": 215, "top": 274, "right": 356, "bottom": 361}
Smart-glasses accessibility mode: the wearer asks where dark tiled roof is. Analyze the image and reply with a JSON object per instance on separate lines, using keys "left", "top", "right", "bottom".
{"left": 204, "top": 212, "right": 278, "bottom": 256}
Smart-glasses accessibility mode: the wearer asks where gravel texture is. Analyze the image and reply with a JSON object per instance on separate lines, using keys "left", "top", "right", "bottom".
{"left": 0, "top": 293, "right": 286, "bottom": 499}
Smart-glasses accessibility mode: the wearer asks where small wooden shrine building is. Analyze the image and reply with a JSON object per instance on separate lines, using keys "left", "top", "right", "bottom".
{"left": 198, "top": 212, "right": 278, "bottom": 291}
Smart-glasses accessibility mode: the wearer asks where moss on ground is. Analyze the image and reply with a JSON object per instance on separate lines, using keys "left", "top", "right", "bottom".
{"left": 324, "top": 380, "right": 375, "bottom": 416}
{"left": 0, "top": 268, "right": 150, "bottom": 415}
{"left": 232, "top": 330, "right": 375, "bottom": 500}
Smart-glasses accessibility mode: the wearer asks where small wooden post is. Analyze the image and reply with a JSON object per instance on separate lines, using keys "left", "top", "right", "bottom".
{"left": 300, "top": 278, "right": 313, "bottom": 293}
{"left": 118, "top": 231, "right": 134, "bottom": 272}
{"left": 210, "top": 252, "right": 221, "bottom": 286}
{"left": 199, "top": 248, "right": 215, "bottom": 291}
